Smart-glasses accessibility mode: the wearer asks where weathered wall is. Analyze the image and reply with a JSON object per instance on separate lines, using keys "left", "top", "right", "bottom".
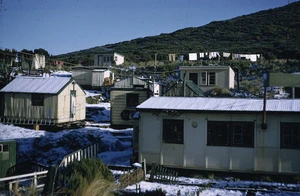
{"left": 138, "top": 111, "right": 300, "bottom": 174}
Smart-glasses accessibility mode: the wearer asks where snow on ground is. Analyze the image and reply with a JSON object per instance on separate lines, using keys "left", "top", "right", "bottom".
{"left": 0, "top": 123, "right": 132, "bottom": 166}
{"left": 1, "top": 102, "right": 300, "bottom": 195}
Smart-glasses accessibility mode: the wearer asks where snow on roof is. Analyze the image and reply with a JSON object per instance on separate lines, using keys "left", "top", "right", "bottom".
{"left": 0, "top": 77, "right": 72, "bottom": 94}
{"left": 180, "top": 65, "right": 232, "bottom": 71}
{"left": 137, "top": 97, "right": 300, "bottom": 112}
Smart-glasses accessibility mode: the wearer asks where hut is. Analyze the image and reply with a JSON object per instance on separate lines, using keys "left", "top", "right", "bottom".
{"left": 136, "top": 97, "right": 300, "bottom": 174}
{"left": 0, "top": 77, "right": 86, "bottom": 128}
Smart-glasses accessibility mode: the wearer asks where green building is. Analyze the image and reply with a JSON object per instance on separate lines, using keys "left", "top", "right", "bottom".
{"left": 0, "top": 140, "right": 16, "bottom": 178}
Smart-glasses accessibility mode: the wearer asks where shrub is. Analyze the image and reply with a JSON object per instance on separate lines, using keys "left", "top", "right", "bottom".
{"left": 59, "top": 158, "right": 114, "bottom": 195}
{"left": 209, "top": 86, "right": 231, "bottom": 97}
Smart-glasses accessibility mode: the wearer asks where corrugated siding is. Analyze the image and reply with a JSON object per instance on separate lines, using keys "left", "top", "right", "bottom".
{"left": 111, "top": 90, "right": 148, "bottom": 126}
{"left": 3, "top": 93, "right": 58, "bottom": 119}
{"left": 72, "top": 70, "right": 92, "bottom": 86}
{"left": 114, "top": 77, "right": 148, "bottom": 88}
{"left": 137, "top": 97, "right": 300, "bottom": 112}
{"left": 92, "top": 71, "right": 104, "bottom": 87}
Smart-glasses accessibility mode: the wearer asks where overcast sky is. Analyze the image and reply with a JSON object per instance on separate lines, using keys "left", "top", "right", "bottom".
{"left": 0, "top": 0, "right": 297, "bottom": 55}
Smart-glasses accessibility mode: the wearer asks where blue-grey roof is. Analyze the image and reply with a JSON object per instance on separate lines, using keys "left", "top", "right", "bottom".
{"left": 0, "top": 77, "right": 72, "bottom": 94}
{"left": 137, "top": 97, "right": 300, "bottom": 112}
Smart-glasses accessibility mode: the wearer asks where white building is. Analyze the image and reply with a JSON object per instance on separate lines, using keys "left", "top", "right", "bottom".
{"left": 135, "top": 97, "right": 300, "bottom": 174}
{"left": 94, "top": 52, "right": 124, "bottom": 67}
{"left": 72, "top": 66, "right": 114, "bottom": 89}
{"left": 0, "top": 77, "right": 86, "bottom": 127}
{"left": 180, "top": 66, "right": 235, "bottom": 92}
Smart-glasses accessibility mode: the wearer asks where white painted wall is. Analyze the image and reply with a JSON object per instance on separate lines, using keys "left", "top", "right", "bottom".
{"left": 94, "top": 52, "right": 124, "bottom": 66}
{"left": 138, "top": 111, "right": 300, "bottom": 174}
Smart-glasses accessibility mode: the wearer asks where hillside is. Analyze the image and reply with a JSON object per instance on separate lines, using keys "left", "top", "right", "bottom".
{"left": 54, "top": 2, "right": 300, "bottom": 64}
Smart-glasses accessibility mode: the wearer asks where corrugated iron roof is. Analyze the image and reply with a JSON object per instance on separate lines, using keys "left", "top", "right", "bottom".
{"left": 0, "top": 77, "right": 72, "bottom": 94}
{"left": 137, "top": 97, "right": 300, "bottom": 112}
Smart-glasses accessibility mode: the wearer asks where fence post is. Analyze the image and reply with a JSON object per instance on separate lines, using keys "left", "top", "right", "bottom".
{"left": 42, "top": 165, "right": 58, "bottom": 196}
{"left": 143, "top": 159, "right": 146, "bottom": 180}
{"left": 34, "top": 172, "right": 37, "bottom": 188}
{"left": 149, "top": 162, "right": 156, "bottom": 182}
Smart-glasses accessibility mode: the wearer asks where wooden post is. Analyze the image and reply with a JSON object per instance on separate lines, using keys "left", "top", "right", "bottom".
{"left": 262, "top": 85, "right": 267, "bottom": 128}
{"left": 143, "top": 159, "right": 146, "bottom": 180}
{"left": 261, "top": 70, "right": 268, "bottom": 130}
{"left": 33, "top": 124, "right": 39, "bottom": 130}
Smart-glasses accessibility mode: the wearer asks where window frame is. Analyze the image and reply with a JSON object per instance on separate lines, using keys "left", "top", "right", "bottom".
{"left": 280, "top": 122, "right": 300, "bottom": 149}
{"left": 208, "top": 72, "right": 216, "bottom": 85}
{"left": 200, "top": 72, "right": 207, "bottom": 85}
{"left": 126, "top": 93, "right": 139, "bottom": 107}
{"left": 207, "top": 121, "right": 254, "bottom": 148}
{"left": 163, "top": 119, "right": 184, "bottom": 144}
{"left": 31, "top": 94, "right": 44, "bottom": 106}
{"left": 0, "top": 144, "right": 9, "bottom": 152}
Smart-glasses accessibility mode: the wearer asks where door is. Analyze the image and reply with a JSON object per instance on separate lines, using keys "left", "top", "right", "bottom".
{"left": 70, "top": 90, "right": 76, "bottom": 120}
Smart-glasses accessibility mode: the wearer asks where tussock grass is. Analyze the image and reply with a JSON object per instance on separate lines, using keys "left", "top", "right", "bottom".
{"left": 118, "top": 168, "right": 145, "bottom": 189}
{"left": 58, "top": 158, "right": 115, "bottom": 196}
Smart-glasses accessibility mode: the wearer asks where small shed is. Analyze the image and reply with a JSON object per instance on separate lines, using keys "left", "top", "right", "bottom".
{"left": 72, "top": 66, "right": 114, "bottom": 89}
{"left": 110, "top": 77, "right": 150, "bottom": 128}
{"left": 0, "top": 77, "right": 86, "bottom": 127}
{"left": 136, "top": 97, "right": 300, "bottom": 174}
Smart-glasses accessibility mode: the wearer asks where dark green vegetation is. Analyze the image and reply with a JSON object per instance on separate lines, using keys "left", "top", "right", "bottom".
{"left": 57, "top": 158, "right": 115, "bottom": 195}
{"left": 53, "top": 2, "right": 300, "bottom": 64}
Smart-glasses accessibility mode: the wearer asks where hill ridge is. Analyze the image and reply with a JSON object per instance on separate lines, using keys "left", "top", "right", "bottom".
{"left": 54, "top": 2, "right": 300, "bottom": 63}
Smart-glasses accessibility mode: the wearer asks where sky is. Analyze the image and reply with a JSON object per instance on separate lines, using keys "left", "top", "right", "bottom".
{"left": 0, "top": 0, "right": 298, "bottom": 55}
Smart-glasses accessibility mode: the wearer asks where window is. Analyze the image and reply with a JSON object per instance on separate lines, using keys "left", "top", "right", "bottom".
{"left": 200, "top": 72, "right": 216, "bottom": 86}
{"left": 281, "top": 123, "right": 300, "bottom": 149}
{"left": 163, "top": 119, "right": 184, "bottom": 144}
{"left": 207, "top": 121, "right": 254, "bottom": 147}
{"left": 208, "top": 72, "right": 216, "bottom": 85}
{"left": 126, "top": 93, "right": 139, "bottom": 107}
{"left": 200, "top": 72, "right": 207, "bottom": 85}
{"left": 189, "top": 73, "right": 198, "bottom": 85}
{"left": 232, "top": 123, "right": 254, "bottom": 147}
{"left": 32, "top": 94, "right": 44, "bottom": 106}
{"left": 207, "top": 121, "right": 230, "bottom": 146}
{"left": 0, "top": 144, "right": 8, "bottom": 152}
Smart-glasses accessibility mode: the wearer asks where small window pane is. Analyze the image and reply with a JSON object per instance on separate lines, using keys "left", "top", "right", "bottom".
{"left": 32, "top": 94, "right": 44, "bottom": 106}
{"left": 201, "top": 72, "right": 207, "bottom": 85}
{"left": 207, "top": 121, "right": 230, "bottom": 146}
{"left": 281, "top": 123, "right": 300, "bottom": 149}
{"left": 126, "top": 93, "right": 139, "bottom": 107}
{"left": 163, "top": 119, "right": 184, "bottom": 144}
{"left": 3, "top": 144, "right": 9, "bottom": 152}
{"left": 208, "top": 72, "right": 216, "bottom": 85}
{"left": 189, "top": 73, "right": 198, "bottom": 85}
{"left": 207, "top": 121, "right": 254, "bottom": 147}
